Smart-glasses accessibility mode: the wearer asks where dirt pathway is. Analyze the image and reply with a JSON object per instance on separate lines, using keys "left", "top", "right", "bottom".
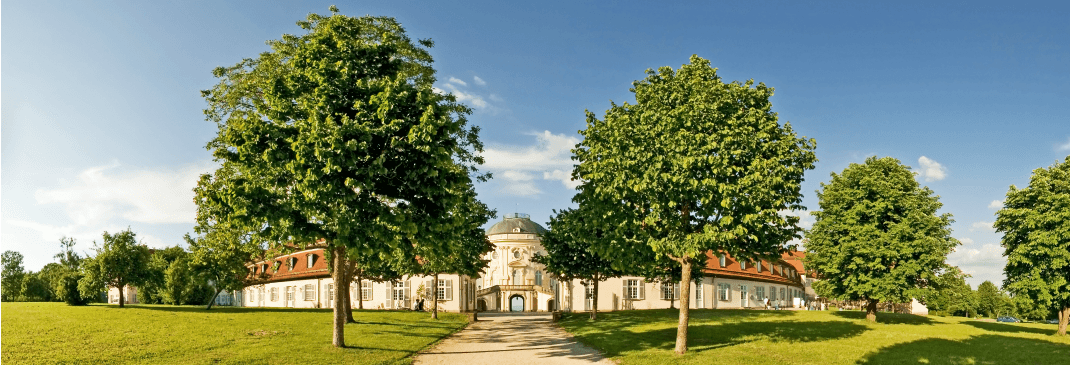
{"left": 414, "top": 312, "right": 614, "bottom": 365}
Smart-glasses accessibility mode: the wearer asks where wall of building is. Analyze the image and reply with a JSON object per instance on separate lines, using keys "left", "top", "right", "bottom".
{"left": 240, "top": 274, "right": 478, "bottom": 312}
{"left": 560, "top": 276, "right": 807, "bottom": 312}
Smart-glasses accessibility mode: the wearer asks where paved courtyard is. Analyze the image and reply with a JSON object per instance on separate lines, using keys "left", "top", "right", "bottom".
{"left": 414, "top": 312, "right": 614, "bottom": 365}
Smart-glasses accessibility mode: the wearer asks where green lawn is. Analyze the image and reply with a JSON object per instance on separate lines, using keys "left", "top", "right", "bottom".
{"left": 558, "top": 309, "right": 1070, "bottom": 364}
{"left": 1, "top": 302, "right": 467, "bottom": 364}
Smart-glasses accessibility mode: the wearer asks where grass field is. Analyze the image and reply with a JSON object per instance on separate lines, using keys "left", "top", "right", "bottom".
{"left": 558, "top": 309, "right": 1070, "bottom": 364}
{"left": 1, "top": 302, "right": 467, "bottom": 364}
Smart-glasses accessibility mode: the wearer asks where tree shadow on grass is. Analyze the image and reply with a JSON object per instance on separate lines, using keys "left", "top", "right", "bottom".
{"left": 560, "top": 308, "right": 795, "bottom": 334}
{"left": 963, "top": 321, "right": 1059, "bottom": 336}
{"left": 105, "top": 304, "right": 331, "bottom": 314}
{"left": 857, "top": 334, "right": 1070, "bottom": 364}
{"left": 571, "top": 319, "right": 869, "bottom": 357}
{"left": 832, "top": 310, "right": 935, "bottom": 325}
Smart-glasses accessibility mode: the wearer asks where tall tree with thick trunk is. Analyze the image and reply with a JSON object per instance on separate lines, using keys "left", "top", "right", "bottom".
{"left": 805, "top": 157, "right": 959, "bottom": 323}
{"left": 996, "top": 156, "right": 1070, "bottom": 336}
{"left": 413, "top": 192, "right": 494, "bottom": 320}
{"left": 574, "top": 55, "right": 816, "bottom": 354}
{"left": 197, "top": 7, "right": 487, "bottom": 348}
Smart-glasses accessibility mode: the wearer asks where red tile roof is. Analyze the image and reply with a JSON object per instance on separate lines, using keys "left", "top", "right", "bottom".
{"left": 249, "top": 248, "right": 331, "bottom": 284}
{"left": 703, "top": 250, "right": 805, "bottom": 287}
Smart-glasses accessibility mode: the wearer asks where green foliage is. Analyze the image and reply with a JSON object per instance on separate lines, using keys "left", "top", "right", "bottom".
{"left": 78, "top": 229, "right": 152, "bottom": 307}
{"left": 50, "top": 237, "right": 88, "bottom": 305}
{"left": 2, "top": 250, "right": 26, "bottom": 301}
{"left": 197, "top": 8, "right": 489, "bottom": 343}
{"left": 805, "top": 157, "right": 959, "bottom": 312}
{"left": 995, "top": 156, "right": 1070, "bottom": 333}
{"left": 534, "top": 208, "right": 621, "bottom": 283}
{"left": 20, "top": 272, "right": 53, "bottom": 302}
{"left": 921, "top": 268, "right": 975, "bottom": 317}
{"left": 574, "top": 55, "right": 817, "bottom": 349}
{"left": 975, "top": 280, "right": 1012, "bottom": 318}
{"left": 185, "top": 232, "right": 263, "bottom": 309}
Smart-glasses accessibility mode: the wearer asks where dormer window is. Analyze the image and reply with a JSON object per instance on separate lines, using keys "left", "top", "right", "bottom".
{"left": 288, "top": 257, "right": 298, "bottom": 270}
{"left": 512, "top": 228, "right": 521, "bottom": 233}
{"left": 307, "top": 254, "right": 315, "bottom": 268}
{"left": 261, "top": 264, "right": 268, "bottom": 273}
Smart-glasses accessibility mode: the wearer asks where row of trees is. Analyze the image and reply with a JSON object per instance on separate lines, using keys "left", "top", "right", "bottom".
{"left": 924, "top": 270, "right": 1056, "bottom": 320}
{"left": 1, "top": 230, "right": 228, "bottom": 308}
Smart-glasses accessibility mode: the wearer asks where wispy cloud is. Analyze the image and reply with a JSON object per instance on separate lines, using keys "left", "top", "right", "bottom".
{"left": 1057, "top": 136, "right": 1070, "bottom": 151}
{"left": 988, "top": 200, "right": 1003, "bottom": 210}
{"left": 34, "top": 161, "right": 213, "bottom": 225}
{"left": 482, "top": 131, "right": 580, "bottom": 195}
{"left": 917, "top": 156, "right": 947, "bottom": 182}
{"left": 447, "top": 77, "right": 467, "bottom": 87}
{"left": 970, "top": 221, "right": 995, "bottom": 233}
{"left": 473, "top": 76, "right": 486, "bottom": 86}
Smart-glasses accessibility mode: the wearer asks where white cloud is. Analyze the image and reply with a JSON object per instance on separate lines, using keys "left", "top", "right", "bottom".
{"left": 988, "top": 200, "right": 1003, "bottom": 210}
{"left": 917, "top": 156, "right": 947, "bottom": 182}
{"left": 496, "top": 171, "right": 542, "bottom": 196}
{"left": 779, "top": 210, "right": 815, "bottom": 230}
{"left": 970, "top": 221, "right": 995, "bottom": 233}
{"left": 439, "top": 83, "right": 489, "bottom": 109}
{"left": 473, "top": 76, "right": 486, "bottom": 86}
{"left": 482, "top": 131, "right": 581, "bottom": 195}
{"left": 948, "top": 243, "right": 1005, "bottom": 270}
{"left": 34, "top": 161, "right": 214, "bottom": 225}
{"left": 1057, "top": 136, "right": 1070, "bottom": 151}
{"left": 447, "top": 77, "right": 467, "bottom": 87}
{"left": 958, "top": 237, "right": 975, "bottom": 245}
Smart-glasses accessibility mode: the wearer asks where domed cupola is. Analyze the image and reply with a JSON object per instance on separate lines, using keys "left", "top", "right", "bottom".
{"left": 485, "top": 213, "right": 548, "bottom": 236}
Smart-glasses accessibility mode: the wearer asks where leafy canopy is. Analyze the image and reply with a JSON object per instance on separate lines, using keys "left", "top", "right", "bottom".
{"left": 806, "top": 156, "right": 959, "bottom": 305}
{"left": 78, "top": 229, "right": 153, "bottom": 304}
{"left": 995, "top": 156, "right": 1070, "bottom": 326}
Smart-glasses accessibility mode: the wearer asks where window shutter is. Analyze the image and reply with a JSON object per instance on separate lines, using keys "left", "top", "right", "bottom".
{"left": 425, "top": 280, "right": 431, "bottom": 299}
{"left": 639, "top": 280, "right": 645, "bottom": 300}
{"left": 623, "top": 281, "right": 629, "bottom": 299}
{"left": 385, "top": 284, "right": 393, "bottom": 308}
{"left": 674, "top": 283, "right": 680, "bottom": 300}
{"left": 445, "top": 280, "right": 453, "bottom": 300}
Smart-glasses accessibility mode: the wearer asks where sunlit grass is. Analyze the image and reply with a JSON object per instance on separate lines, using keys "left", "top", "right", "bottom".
{"left": 2, "top": 302, "right": 467, "bottom": 364}
{"left": 558, "top": 309, "right": 1069, "bottom": 364}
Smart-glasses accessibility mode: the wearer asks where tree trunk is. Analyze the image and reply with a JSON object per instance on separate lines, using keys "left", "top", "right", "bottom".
{"left": 356, "top": 273, "right": 364, "bottom": 310}
{"left": 344, "top": 263, "right": 356, "bottom": 323}
{"left": 1059, "top": 306, "right": 1068, "bottom": 336}
{"left": 432, "top": 273, "right": 439, "bottom": 320}
{"left": 118, "top": 285, "right": 125, "bottom": 308}
{"left": 344, "top": 286, "right": 355, "bottom": 323}
{"left": 674, "top": 258, "right": 692, "bottom": 355}
{"left": 590, "top": 276, "right": 599, "bottom": 320}
{"left": 331, "top": 246, "right": 347, "bottom": 348}
{"left": 669, "top": 282, "right": 675, "bottom": 309}
{"left": 866, "top": 298, "right": 879, "bottom": 322}
{"left": 206, "top": 288, "right": 222, "bottom": 310}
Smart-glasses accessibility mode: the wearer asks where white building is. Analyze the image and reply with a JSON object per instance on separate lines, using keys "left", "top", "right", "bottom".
{"left": 239, "top": 213, "right": 818, "bottom": 313}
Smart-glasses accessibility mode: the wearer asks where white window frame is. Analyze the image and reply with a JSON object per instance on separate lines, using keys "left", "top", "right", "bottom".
{"left": 535, "top": 271, "right": 543, "bottom": 286}
{"left": 740, "top": 261, "right": 746, "bottom": 270}
{"left": 361, "top": 280, "right": 373, "bottom": 301}
{"left": 695, "top": 282, "right": 703, "bottom": 304}
{"left": 304, "top": 284, "right": 315, "bottom": 301}
{"left": 271, "top": 287, "right": 279, "bottom": 302}
{"left": 307, "top": 254, "right": 314, "bottom": 268}
{"left": 328, "top": 283, "right": 335, "bottom": 302}
{"left": 719, "top": 255, "right": 726, "bottom": 267}
{"left": 718, "top": 283, "right": 730, "bottom": 301}
{"left": 757, "top": 261, "right": 763, "bottom": 272}
{"left": 660, "top": 282, "right": 678, "bottom": 301}
{"left": 624, "top": 279, "right": 644, "bottom": 300}
{"left": 393, "top": 281, "right": 407, "bottom": 301}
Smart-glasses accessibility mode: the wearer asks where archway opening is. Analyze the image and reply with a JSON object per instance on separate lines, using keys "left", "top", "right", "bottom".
{"left": 477, "top": 299, "right": 487, "bottom": 312}
{"left": 547, "top": 299, "right": 555, "bottom": 311}
{"left": 509, "top": 295, "right": 525, "bottom": 312}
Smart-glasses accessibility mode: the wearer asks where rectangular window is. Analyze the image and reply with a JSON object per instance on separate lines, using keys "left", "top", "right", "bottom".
{"left": 361, "top": 281, "right": 373, "bottom": 301}
{"left": 769, "top": 286, "right": 776, "bottom": 301}
{"left": 719, "top": 255, "right": 726, "bottom": 267}
{"left": 740, "top": 261, "right": 746, "bottom": 270}
{"left": 661, "top": 282, "right": 678, "bottom": 300}
{"left": 328, "top": 284, "right": 335, "bottom": 302}
{"left": 271, "top": 288, "right": 279, "bottom": 302}
{"left": 304, "top": 284, "right": 315, "bottom": 301}
{"left": 718, "top": 283, "right": 731, "bottom": 301}
{"left": 624, "top": 279, "right": 644, "bottom": 300}
{"left": 585, "top": 284, "right": 595, "bottom": 311}
{"left": 287, "top": 287, "right": 294, "bottom": 302}
{"left": 757, "top": 261, "right": 763, "bottom": 273}
{"left": 437, "top": 280, "right": 453, "bottom": 301}
{"left": 780, "top": 288, "right": 785, "bottom": 300}
{"left": 307, "top": 254, "right": 314, "bottom": 268}
{"left": 393, "top": 282, "right": 407, "bottom": 301}
{"left": 695, "top": 282, "right": 703, "bottom": 304}
{"left": 756, "top": 286, "right": 765, "bottom": 301}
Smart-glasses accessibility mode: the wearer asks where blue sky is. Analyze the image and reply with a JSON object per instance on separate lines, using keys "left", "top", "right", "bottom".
{"left": 3, "top": 1, "right": 1068, "bottom": 288}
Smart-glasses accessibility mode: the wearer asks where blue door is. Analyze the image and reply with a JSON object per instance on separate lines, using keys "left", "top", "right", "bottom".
{"left": 510, "top": 295, "right": 525, "bottom": 312}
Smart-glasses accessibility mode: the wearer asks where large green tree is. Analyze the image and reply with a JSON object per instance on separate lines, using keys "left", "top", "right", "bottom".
{"left": 574, "top": 55, "right": 817, "bottom": 353}
{"left": 412, "top": 192, "right": 494, "bottom": 320}
{"left": 921, "top": 267, "right": 974, "bottom": 317}
{"left": 995, "top": 156, "right": 1070, "bottom": 335}
{"left": 78, "top": 229, "right": 153, "bottom": 308}
{"left": 2, "top": 251, "right": 26, "bottom": 301}
{"left": 534, "top": 207, "right": 622, "bottom": 320}
{"left": 53, "top": 237, "right": 87, "bottom": 305}
{"left": 186, "top": 231, "right": 265, "bottom": 310}
{"left": 198, "top": 8, "right": 487, "bottom": 347}
{"left": 806, "top": 156, "right": 959, "bottom": 323}
{"left": 975, "top": 280, "right": 1011, "bottom": 318}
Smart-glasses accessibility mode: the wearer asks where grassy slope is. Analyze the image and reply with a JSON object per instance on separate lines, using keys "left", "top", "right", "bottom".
{"left": 2, "top": 302, "right": 467, "bottom": 365}
{"left": 558, "top": 309, "right": 1070, "bottom": 365}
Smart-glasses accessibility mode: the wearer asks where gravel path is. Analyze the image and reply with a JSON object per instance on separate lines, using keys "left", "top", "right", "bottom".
{"left": 414, "top": 312, "right": 614, "bottom": 365}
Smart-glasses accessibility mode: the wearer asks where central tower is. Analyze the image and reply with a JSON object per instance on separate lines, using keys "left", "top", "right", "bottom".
{"left": 475, "top": 213, "right": 557, "bottom": 311}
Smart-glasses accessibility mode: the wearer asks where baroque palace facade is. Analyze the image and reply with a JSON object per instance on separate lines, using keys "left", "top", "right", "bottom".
{"left": 233, "top": 213, "right": 824, "bottom": 313}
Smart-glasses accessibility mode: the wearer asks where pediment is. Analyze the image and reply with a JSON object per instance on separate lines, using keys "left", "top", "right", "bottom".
{"left": 507, "top": 260, "right": 526, "bottom": 267}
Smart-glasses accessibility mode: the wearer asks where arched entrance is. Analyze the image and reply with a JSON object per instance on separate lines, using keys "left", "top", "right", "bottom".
{"left": 477, "top": 299, "right": 487, "bottom": 312}
{"left": 547, "top": 299, "right": 555, "bottom": 311}
{"left": 509, "top": 295, "right": 525, "bottom": 312}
